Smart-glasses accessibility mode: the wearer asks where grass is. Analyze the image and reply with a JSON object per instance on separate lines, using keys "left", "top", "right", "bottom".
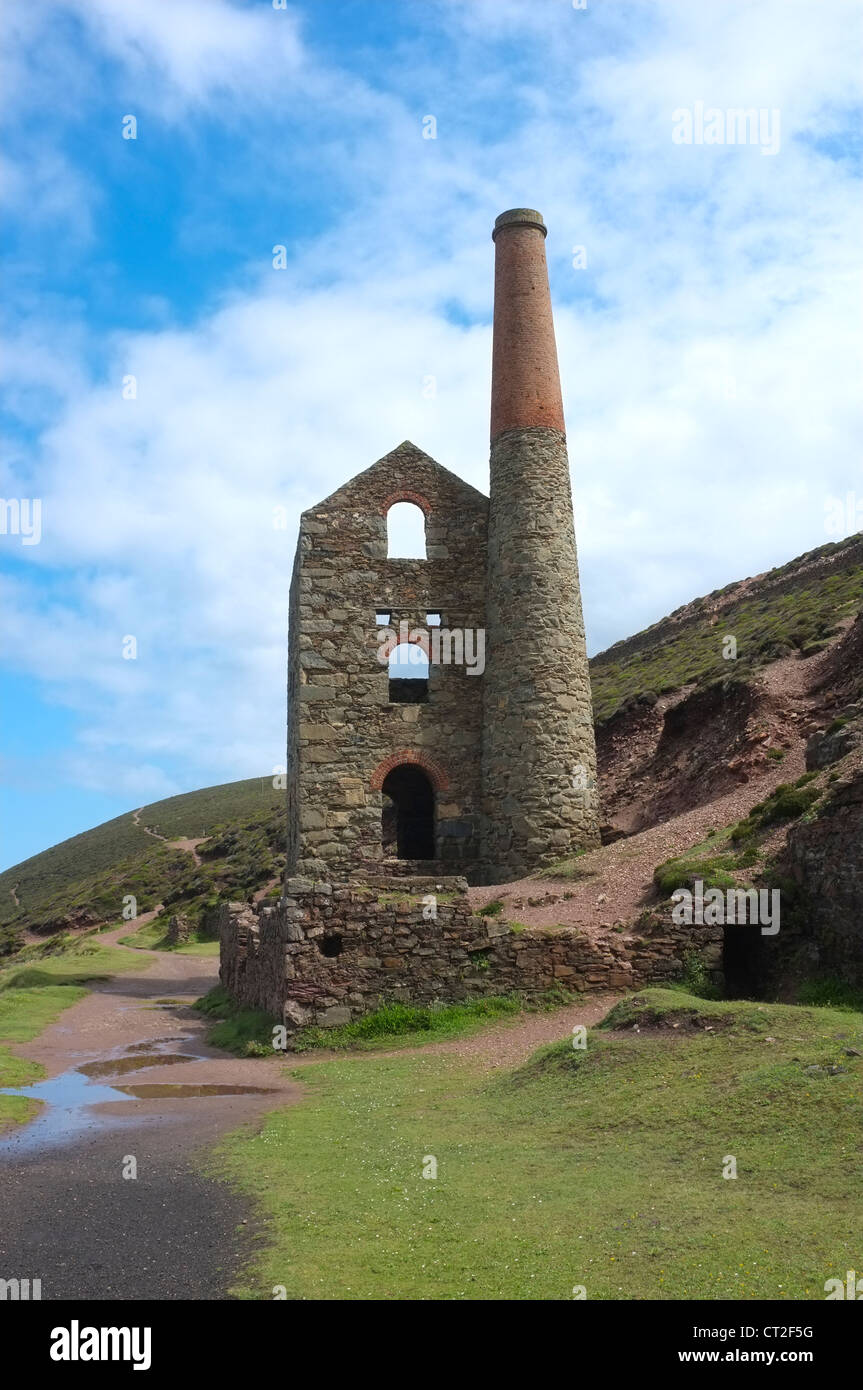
{"left": 794, "top": 977, "right": 863, "bottom": 1011}
{"left": 654, "top": 853, "right": 739, "bottom": 897}
{"left": 212, "top": 988, "right": 863, "bottom": 1300}
{"left": 118, "top": 920, "right": 220, "bottom": 956}
{"left": 730, "top": 780, "right": 822, "bottom": 844}
{"left": 194, "top": 985, "right": 279, "bottom": 1057}
{"left": 0, "top": 933, "right": 150, "bottom": 1131}
{"left": 590, "top": 535, "right": 863, "bottom": 724}
{"left": 290, "top": 996, "right": 522, "bottom": 1052}
{"left": 538, "top": 853, "right": 596, "bottom": 881}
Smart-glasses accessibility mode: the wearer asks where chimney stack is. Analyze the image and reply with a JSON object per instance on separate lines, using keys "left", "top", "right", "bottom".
{"left": 481, "top": 209, "right": 600, "bottom": 881}
{"left": 490, "top": 209, "right": 565, "bottom": 439}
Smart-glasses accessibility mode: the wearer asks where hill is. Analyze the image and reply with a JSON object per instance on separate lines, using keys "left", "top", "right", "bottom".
{"left": 2, "top": 531, "right": 862, "bottom": 947}
{"left": 0, "top": 778, "right": 284, "bottom": 950}
{"left": 590, "top": 531, "right": 863, "bottom": 723}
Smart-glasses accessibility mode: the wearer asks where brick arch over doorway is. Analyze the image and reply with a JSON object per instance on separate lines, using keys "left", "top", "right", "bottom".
{"left": 370, "top": 749, "right": 450, "bottom": 793}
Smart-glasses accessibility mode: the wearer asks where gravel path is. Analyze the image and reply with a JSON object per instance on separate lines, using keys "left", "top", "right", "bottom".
{"left": 0, "top": 927, "right": 302, "bottom": 1300}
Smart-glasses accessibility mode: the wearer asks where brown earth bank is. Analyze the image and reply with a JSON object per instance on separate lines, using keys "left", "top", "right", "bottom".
{"left": 472, "top": 622, "right": 860, "bottom": 936}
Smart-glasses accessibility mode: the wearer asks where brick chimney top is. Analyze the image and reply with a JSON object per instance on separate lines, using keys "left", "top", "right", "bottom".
{"left": 490, "top": 207, "right": 564, "bottom": 440}
{"left": 492, "top": 208, "right": 547, "bottom": 240}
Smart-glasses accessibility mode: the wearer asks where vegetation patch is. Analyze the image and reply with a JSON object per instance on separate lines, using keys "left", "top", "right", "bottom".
{"left": 730, "top": 780, "right": 822, "bottom": 844}
{"left": 589, "top": 537, "right": 863, "bottom": 724}
{"left": 291, "top": 995, "right": 522, "bottom": 1052}
{"left": 213, "top": 990, "right": 863, "bottom": 1300}
{"left": 537, "top": 853, "right": 596, "bottom": 881}
{"left": 193, "top": 985, "right": 278, "bottom": 1057}
{"left": 119, "top": 919, "right": 220, "bottom": 957}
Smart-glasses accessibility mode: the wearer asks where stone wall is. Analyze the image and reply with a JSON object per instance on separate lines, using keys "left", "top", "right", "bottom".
{"left": 219, "top": 877, "right": 723, "bottom": 1038}
{"left": 778, "top": 765, "right": 863, "bottom": 985}
{"left": 287, "top": 442, "right": 488, "bottom": 882}
{"left": 482, "top": 426, "right": 600, "bottom": 880}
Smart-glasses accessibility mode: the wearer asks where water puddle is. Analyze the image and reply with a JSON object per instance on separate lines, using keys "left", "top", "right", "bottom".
{"left": 78, "top": 1052, "right": 195, "bottom": 1077}
{"left": 116, "top": 1083, "right": 278, "bottom": 1099}
{"left": 0, "top": 1070, "right": 133, "bottom": 1154}
{"left": 0, "top": 1034, "right": 274, "bottom": 1157}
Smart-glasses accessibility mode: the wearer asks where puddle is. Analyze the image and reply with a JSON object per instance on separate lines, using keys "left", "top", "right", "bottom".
{"left": 0, "top": 1036, "right": 275, "bottom": 1156}
{"left": 78, "top": 1053, "right": 195, "bottom": 1077}
{"left": 116, "top": 1084, "right": 277, "bottom": 1098}
{"left": 0, "top": 1071, "right": 132, "bottom": 1155}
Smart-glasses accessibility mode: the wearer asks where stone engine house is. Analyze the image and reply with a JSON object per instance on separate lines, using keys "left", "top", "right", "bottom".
{"left": 287, "top": 208, "right": 600, "bottom": 887}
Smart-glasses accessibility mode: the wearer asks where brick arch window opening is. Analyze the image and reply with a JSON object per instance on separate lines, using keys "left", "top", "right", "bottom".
{"left": 389, "top": 640, "right": 428, "bottom": 704}
{"left": 386, "top": 500, "right": 426, "bottom": 559}
{"left": 381, "top": 764, "right": 435, "bottom": 859}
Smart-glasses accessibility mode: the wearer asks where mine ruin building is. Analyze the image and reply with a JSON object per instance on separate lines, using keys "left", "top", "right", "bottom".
{"left": 286, "top": 209, "right": 600, "bottom": 886}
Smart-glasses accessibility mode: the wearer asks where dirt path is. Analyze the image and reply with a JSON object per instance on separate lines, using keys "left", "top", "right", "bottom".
{"left": 132, "top": 807, "right": 205, "bottom": 866}
{"left": 0, "top": 926, "right": 302, "bottom": 1300}
{"left": 469, "top": 733, "right": 807, "bottom": 933}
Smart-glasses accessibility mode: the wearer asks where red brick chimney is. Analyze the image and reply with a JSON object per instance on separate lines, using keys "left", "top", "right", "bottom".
{"left": 490, "top": 208, "right": 565, "bottom": 441}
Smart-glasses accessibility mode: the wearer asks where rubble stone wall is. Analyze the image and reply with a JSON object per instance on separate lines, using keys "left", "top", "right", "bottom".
{"left": 219, "top": 877, "right": 723, "bottom": 1037}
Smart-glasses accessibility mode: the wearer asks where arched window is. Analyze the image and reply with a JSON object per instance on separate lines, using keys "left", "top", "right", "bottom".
{"left": 382, "top": 764, "right": 435, "bottom": 859}
{"left": 386, "top": 501, "right": 426, "bottom": 559}
{"left": 389, "top": 641, "right": 429, "bottom": 704}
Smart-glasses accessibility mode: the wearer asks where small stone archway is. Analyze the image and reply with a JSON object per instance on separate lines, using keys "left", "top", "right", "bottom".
{"left": 371, "top": 751, "right": 449, "bottom": 862}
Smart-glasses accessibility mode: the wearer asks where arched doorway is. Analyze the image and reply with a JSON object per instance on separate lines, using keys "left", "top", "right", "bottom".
{"left": 381, "top": 764, "right": 435, "bottom": 859}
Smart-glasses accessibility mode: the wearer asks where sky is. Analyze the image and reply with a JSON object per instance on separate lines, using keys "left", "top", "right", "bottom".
{"left": 1, "top": 0, "right": 861, "bottom": 870}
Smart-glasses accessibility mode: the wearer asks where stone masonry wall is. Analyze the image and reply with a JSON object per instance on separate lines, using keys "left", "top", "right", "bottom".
{"left": 778, "top": 766, "right": 863, "bottom": 985}
{"left": 287, "top": 442, "right": 488, "bottom": 882}
{"left": 219, "top": 878, "right": 723, "bottom": 1037}
{"left": 481, "top": 426, "right": 600, "bottom": 881}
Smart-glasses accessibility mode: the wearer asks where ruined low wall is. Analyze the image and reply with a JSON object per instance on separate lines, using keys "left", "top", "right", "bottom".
{"left": 219, "top": 875, "right": 723, "bottom": 1036}
{"left": 780, "top": 767, "right": 863, "bottom": 985}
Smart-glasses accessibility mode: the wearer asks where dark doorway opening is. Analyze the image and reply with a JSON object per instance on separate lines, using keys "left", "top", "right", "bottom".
{"left": 723, "top": 925, "right": 765, "bottom": 997}
{"left": 381, "top": 764, "right": 435, "bottom": 859}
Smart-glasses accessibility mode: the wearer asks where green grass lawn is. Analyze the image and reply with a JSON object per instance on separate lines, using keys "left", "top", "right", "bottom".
{"left": 212, "top": 988, "right": 863, "bottom": 1300}
{"left": 118, "top": 921, "right": 220, "bottom": 956}
{"left": 0, "top": 935, "right": 150, "bottom": 1130}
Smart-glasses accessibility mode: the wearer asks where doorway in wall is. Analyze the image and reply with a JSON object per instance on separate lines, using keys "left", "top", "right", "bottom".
{"left": 381, "top": 764, "right": 435, "bottom": 858}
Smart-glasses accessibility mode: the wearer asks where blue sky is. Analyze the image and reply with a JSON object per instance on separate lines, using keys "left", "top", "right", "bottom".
{"left": 1, "top": 0, "right": 861, "bottom": 870}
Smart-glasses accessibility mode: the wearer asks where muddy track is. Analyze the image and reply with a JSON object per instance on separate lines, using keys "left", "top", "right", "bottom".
{"left": 0, "top": 929, "right": 302, "bottom": 1300}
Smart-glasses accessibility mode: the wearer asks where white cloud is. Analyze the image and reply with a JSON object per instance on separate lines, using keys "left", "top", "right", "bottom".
{"left": 2, "top": 0, "right": 861, "bottom": 820}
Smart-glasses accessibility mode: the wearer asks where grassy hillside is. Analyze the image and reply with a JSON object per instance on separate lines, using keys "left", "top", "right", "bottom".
{"left": 591, "top": 533, "right": 863, "bottom": 723}
{"left": 212, "top": 989, "right": 863, "bottom": 1300}
{"left": 0, "top": 777, "right": 284, "bottom": 944}
{"left": 3, "top": 531, "right": 861, "bottom": 941}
